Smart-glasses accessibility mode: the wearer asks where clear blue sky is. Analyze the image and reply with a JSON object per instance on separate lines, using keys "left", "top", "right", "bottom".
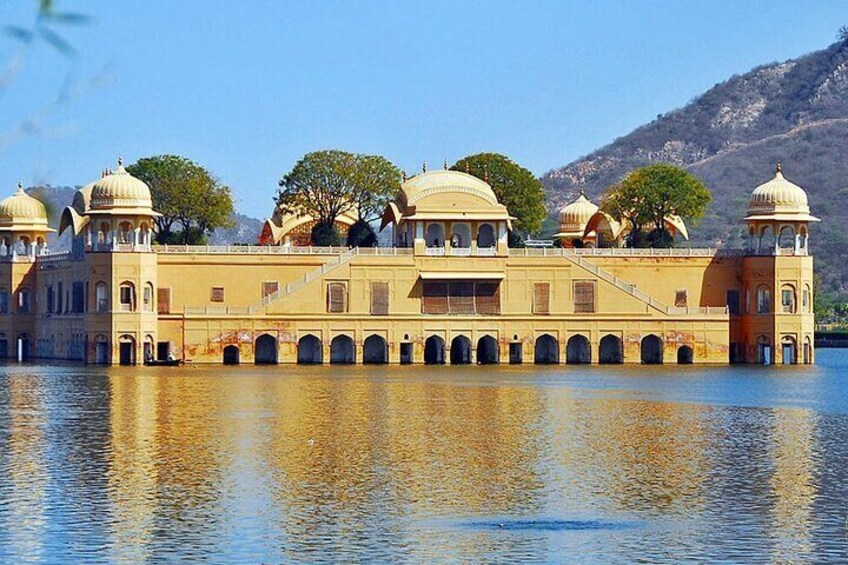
{"left": 1, "top": 0, "right": 847, "bottom": 218}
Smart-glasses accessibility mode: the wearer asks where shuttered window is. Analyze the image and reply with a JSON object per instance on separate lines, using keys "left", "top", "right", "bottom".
{"left": 448, "top": 282, "right": 474, "bottom": 314}
{"left": 574, "top": 281, "right": 595, "bottom": 313}
{"left": 370, "top": 282, "right": 389, "bottom": 315}
{"left": 533, "top": 282, "right": 550, "bottom": 315}
{"left": 675, "top": 289, "right": 688, "bottom": 308}
{"left": 422, "top": 282, "right": 448, "bottom": 314}
{"left": 474, "top": 283, "right": 501, "bottom": 314}
{"left": 211, "top": 287, "right": 225, "bottom": 302}
{"left": 327, "top": 282, "right": 348, "bottom": 313}
{"left": 262, "top": 281, "right": 279, "bottom": 299}
{"left": 157, "top": 288, "right": 171, "bottom": 314}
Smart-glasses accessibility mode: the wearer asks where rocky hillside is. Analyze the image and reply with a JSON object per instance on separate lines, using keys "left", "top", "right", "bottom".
{"left": 542, "top": 38, "right": 848, "bottom": 291}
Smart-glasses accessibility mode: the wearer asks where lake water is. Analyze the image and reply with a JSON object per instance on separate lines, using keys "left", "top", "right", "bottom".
{"left": 0, "top": 353, "right": 847, "bottom": 564}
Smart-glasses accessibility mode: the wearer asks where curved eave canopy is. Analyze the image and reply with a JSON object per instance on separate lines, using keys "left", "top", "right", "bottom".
{"left": 665, "top": 215, "right": 689, "bottom": 241}
{"left": 85, "top": 208, "right": 163, "bottom": 217}
{"left": 381, "top": 207, "right": 514, "bottom": 231}
{"left": 59, "top": 206, "right": 90, "bottom": 237}
{"left": 744, "top": 213, "right": 821, "bottom": 223}
{"left": 552, "top": 230, "right": 586, "bottom": 240}
{"left": 583, "top": 211, "right": 625, "bottom": 240}
{"left": 0, "top": 223, "right": 55, "bottom": 234}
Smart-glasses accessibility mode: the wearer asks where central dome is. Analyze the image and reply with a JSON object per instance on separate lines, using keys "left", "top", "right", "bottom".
{"left": 90, "top": 160, "right": 153, "bottom": 210}
{"left": 747, "top": 165, "right": 810, "bottom": 216}
{"left": 398, "top": 170, "right": 499, "bottom": 207}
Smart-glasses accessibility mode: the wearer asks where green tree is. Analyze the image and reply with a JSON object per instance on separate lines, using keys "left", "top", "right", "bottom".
{"left": 127, "top": 155, "right": 234, "bottom": 244}
{"left": 451, "top": 153, "right": 546, "bottom": 245}
{"left": 601, "top": 163, "right": 711, "bottom": 248}
{"left": 276, "top": 150, "right": 402, "bottom": 246}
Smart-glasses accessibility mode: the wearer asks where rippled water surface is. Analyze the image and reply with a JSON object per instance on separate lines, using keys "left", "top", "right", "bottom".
{"left": 1, "top": 352, "right": 847, "bottom": 563}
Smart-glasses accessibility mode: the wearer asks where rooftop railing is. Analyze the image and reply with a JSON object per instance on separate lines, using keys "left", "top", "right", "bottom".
{"left": 155, "top": 244, "right": 414, "bottom": 255}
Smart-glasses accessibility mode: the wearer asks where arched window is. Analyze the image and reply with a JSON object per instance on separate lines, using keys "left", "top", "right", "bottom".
{"left": 757, "top": 285, "right": 771, "bottom": 314}
{"left": 477, "top": 223, "right": 496, "bottom": 248}
{"left": 780, "top": 284, "right": 796, "bottom": 314}
{"left": 119, "top": 282, "right": 136, "bottom": 312}
{"left": 425, "top": 223, "right": 445, "bottom": 247}
{"left": 95, "top": 282, "right": 108, "bottom": 312}
{"left": 99, "top": 222, "right": 110, "bottom": 244}
{"left": 759, "top": 226, "right": 775, "bottom": 254}
{"left": 781, "top": 336, "right": 797, "bottom": 365}
{"left": 778, "top": 226, "right": 795, "bottom": 250}
{"left": 802, "top": 285, "right": 811, "bottom": 313}
{"left": 450, "top": 223, "right": 471, "bottom": 248}
{"left": 798, "top": 227, "right": 808, "bottom": 252}
{"left": 118, "top": 221, "right": 132, "bottom": 244}
{"left": 17, "top": 288, "right": 30, "bottom": 313}
{"left": 140, "top": 222, "right": 151, "bottom": 246}
{"left": 143, "top": 283, "right": 154, "bottom": 312}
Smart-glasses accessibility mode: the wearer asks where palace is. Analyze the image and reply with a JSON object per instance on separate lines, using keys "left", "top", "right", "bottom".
{"left": 0, "top": 161, "right": 816, "bottom": 366}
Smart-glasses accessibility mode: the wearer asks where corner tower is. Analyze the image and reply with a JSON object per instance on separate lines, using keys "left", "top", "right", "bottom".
{"left": 741, "top": 164, "right": 819, "bottom": 364}
{"left": 58, "top": 159, "right": 161, "bottom": 365}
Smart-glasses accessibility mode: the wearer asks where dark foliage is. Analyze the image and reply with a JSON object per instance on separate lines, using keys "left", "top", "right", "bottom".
{"left": 311, "top": 221, "right": 341, "bottom": 246}
{"left": 346, "top": 220, "right": 377, "bottom": 247}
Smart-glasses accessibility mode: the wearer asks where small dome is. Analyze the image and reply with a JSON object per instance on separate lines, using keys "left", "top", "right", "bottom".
{"left": 557, "top": 191, "right": 598, "bottom": 233}
{"left": 0, "top": 183, "right": 50, "bottom": 228}
{"left": 747, "top": 164, "right": 810, "bottom": 216}
{"left": 90, "top": 159, "right": 153, "bottom": 210}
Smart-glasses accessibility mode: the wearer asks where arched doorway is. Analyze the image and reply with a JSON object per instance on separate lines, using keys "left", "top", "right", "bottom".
{"left": 781, "top": 336, "right": 797, "bottom": 365}
{"left": 255, "top": 334, "right": 278, "bottom": 365}
{"left": 566, "top": 335, "right": 591, "bottom": 364}
{"left": 641, "top": 334, "right": 663, "bottom": 364}
{"left": 534, "top": 334, "right": 559, "bottom": 364}
{"left": 330, "top": 335, "right": 355, "bottom": 364}
{"left": 223, "top": 345, "right": 240, "bottom": 365}
{"left": 756, "top": 335, "right": 771, "bottom": 365}
{"left": 118, "top": 335, "right": 136, "bottom": 366}
{"left": 599, "top": 335, "right": 623, "bottom": 364}
{"left": 297, "top": 335, "right": 322, "bottom": 365}
{"left": 363, "top": 335, "right": 388, "bottom": 364}
{"left": 450, "top": 335, "right": 472, "bottom": 365}
{"left": 477, "top": 335, "right": 498, "bottom": 365}
{"left": 94, "top": 335, "right": 109, "bottom": 364}
{"left": 677, "top": 345, "right": 693, "bottom": 364}
{"left": 16, "top": 334, "right": 30, "bottom": 362}
{"left": 424, "top": 335, "right": 445, "bottom": 365}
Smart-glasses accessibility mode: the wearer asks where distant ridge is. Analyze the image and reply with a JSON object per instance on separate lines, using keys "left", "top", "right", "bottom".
{"left": 542, "top": 38, "right": 848, "bottom": 291}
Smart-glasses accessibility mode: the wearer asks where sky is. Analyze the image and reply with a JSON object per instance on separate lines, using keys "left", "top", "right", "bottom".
{"left": 0, "top": 1, "right": 847, "bottom": 219}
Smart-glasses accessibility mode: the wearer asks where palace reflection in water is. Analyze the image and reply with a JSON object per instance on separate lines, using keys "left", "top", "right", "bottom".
{"left": 0, "top": 355, "right": 846, "bottom": 563}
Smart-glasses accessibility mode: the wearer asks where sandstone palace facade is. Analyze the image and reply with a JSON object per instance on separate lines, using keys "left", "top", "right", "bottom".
{"left": 0, "top": 162, "right": 816, "bottom": 366}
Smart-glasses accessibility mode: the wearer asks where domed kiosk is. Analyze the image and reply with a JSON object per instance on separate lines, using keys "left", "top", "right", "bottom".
{"left": 380, "top": 169, "right": 513, "bottom": 256}
{"left": 553, "top": 191, "right": 598, "bottom": 248}
{"left": 0, "top": 182, "right": 54, "bottom": 259}
{"left": 59, "top": 158, "right": 160, "bottom": 252}
{"left": 745, "top": 163, "right": 819, "bottom": 255}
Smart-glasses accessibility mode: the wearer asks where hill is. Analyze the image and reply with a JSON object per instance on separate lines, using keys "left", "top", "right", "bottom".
{"left": 542, "top": 38, "right": 848, "bottom": 293}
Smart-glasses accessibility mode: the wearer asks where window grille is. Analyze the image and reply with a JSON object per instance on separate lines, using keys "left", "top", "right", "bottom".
{"left": 157, "top": 288, "right": 171, "bottom": 314}
{"left": 327, "top": 282, "right": 348, "bottom": 313}
{"left": 370, "top": 282, "right": 389, "bottom": 315}
{"left": 211, "top": 287, "right": 225, "bottom": 303}
{"left": 574, "top": 281, "right": 596, "bottom": 313}
{"left": 533, "top": 282, "right": 550, "bottom": 315}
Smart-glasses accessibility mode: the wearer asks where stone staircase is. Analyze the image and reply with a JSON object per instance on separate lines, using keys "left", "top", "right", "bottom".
{"left": 560, "top": 249, "right": 726, "bottom": 316}
{"left": 247, "top": 247, "right": 360, "bottom": 313}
